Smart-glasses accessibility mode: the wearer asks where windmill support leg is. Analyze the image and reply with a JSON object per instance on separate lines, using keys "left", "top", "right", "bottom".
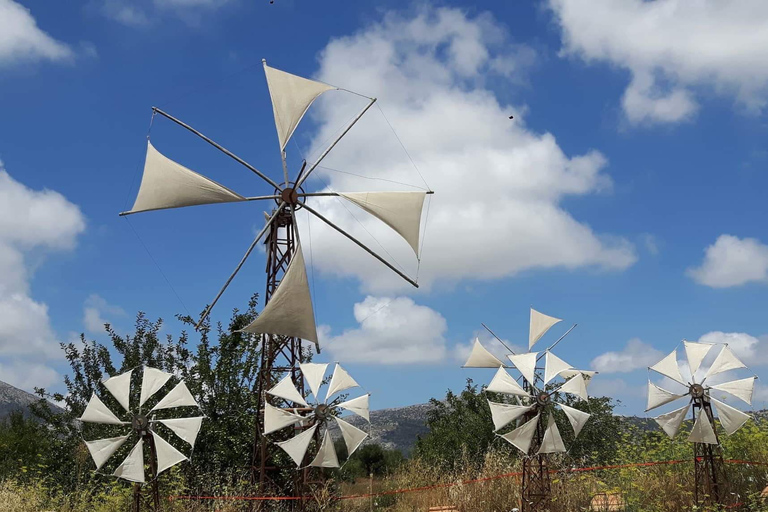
{"left": 520, "top": 413, "right": 550, "bottom": 511}
{"left": 692, "top": 400, "right": 728, "bottom": 507}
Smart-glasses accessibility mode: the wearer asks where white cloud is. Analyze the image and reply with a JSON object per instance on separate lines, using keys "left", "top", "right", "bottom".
{"left": 698, "top": 331, "right": 768, "bottom": 367}
{"left": 101, "top": 0, "right": 149, "bottom": 27}
{"left": 591, "top": 338, "right": 663, "bottom": 373}
{"left": 687, "top": 235, "right": 768, "bottom": 288}
{"left": 0, "top": 0, "right": 73, "bottom": 67}
{"left": 549, "top": 0, "right": 768, "bottom": 125}
{"left": 299, "top": 6, "right": 635, "bottom": 293}
{"left": 0, "top": 163, "right": 85, "bottom": 383}
{"left": 319, "top": 296, "right": 448, "bottom": 364}
{"left": 83, "top": 294, "right": 126, "bottom": 334}
{"left": 0, "top": 360, "right": 60, "bottom": 391}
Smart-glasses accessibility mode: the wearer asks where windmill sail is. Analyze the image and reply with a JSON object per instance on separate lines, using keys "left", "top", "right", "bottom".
{"left": 277, "top": 424, "right": 318, "bottom": 466}
{"left": 103, "top": 370, "right": 133, "bottom": 413}
{"left": 538, "top": 413, "right": 566, "bottom": 454}
{"left": 85, "top": 436, "right": 129, "bottom": 470}
{"left": 711, "top": 397, "right": 750, "bottom": 435}
{"left": 152, "top": 431, "right": 188, "bottom": 475}
{"left": 486, "top": 367, "right": 529, "bottom": 397}
{"left": 649, "top": 350, "right": 687, "bottom": 385}
{"left": 463, "top": 339, "right": 506, "bottom": 368}
{"left": 125, "top": 142, "right": 245, "bottom": 215}
{"left": 653, "top": 404, "right": 689, "bottom": 439}
{"left": 241, "top": 244, "right": 319, "bottom": 346}
{"left": 310, "top": 430, "right": 340, "bottom": 468}
{"left": 264, "top": 62, "right": 337, "bottom": 151}
{"left": 529, "top": 308, "right": 561, "bottom": 349}
{"left": 340, "top": 192, "right": 427, "bottom": 256}
{"left": 500, "top": 413, "right": 540, "bottom": 454}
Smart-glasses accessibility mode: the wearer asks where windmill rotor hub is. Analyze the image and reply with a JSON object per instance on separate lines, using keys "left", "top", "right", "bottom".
{"left": 536, "top": 392, "right": 550, "bottom": 406}
{"left": 314, "top": 404, "right": 331, "bottom": 421}
{"left": 281, "top": 187, "right": 300, "bottom": 205}
{"left": 132, "top": 414, "right": 150, "bottom": 434}
{"left": 690, "top": 383, "right": 705, "bottom": 398}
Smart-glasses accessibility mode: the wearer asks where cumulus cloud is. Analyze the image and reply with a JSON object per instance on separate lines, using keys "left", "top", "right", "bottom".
{"left": 698, "top": 331, "right": 768, "bottom": 367}
{"left": 687, "top": 235, "right": 768, "bottom": 288}
{"left": 591, "top": 338, "right": 663, "bottom": 373}
{"left": 83, "top": 294, "right": 126, "bottom": 334}
{"left": 299, "top": 6, "right": 635, "bottom": 293}
{"left": 0, "top": 360, "right": 60, "bottom": 391}
{"left": 101, "top": 0, "right": 149, "bottom": 27}
{"left": 0, "top": 163, "right": 85, "bottom": 388}
{"left": 0, "top": 0, "right": 73, "bottom": 67}
{"left": 319, "top": 296, "right": 448, "bottom": 364}
{"left": 549, "top": 0, "right": 768, "bottom": 125}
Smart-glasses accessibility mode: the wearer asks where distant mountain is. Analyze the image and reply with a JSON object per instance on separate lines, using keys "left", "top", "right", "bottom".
{"left": 335, "top": 402, "right": 436, "bottom": 455}
{"left": 0, "top": 380, "right": 47, "bottom": 419}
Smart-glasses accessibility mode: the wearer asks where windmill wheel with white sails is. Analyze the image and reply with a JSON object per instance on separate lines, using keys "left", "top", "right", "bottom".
{"left": 463, "top": 308, "right": 597, "bottom": 512}
{"left": 121, "top": 60, "right": 431, "bottom": 499}
{"left": 646, "top": 340, "right": 757, "bottom": 507}
{"left": 78, "top": 366, "right": 203, "bottom": 511}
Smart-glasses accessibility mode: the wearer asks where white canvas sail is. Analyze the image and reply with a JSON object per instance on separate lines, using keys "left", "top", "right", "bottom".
{"left": 649, "top": 350, "right": 687, "bottom": 385}
{"left": 242, "top": 245, "right": 318, "bottom": 345}
{"left": 268, "top": 374, "right": 309, "bottom": 407}
{"left": 140, "top": 367, "right": 173, "bottom": 407}
{"left": 80, "top": 393, "right": 123, "bottom": 425}
{"left": 264, "top": 63, "right": 336, "bottom": 151}
{"left": 705, "top": 346, "right": 747, "bottom": 380}
{"left": 85, "top": 436, "right": 129, "bottom": 470}
{"left": 299, "top": 363, "right": 328, "bottom": 401}
{"left": 507, "top": 352, "right": 538, "bottom": 387}
{"left": 544, "top": 351, "right": 572, "bottom": 384}
{"left": 529, "top": 308, "right": 561, "bottom": 349}
{"left": 499, "top": 413, "right": 540, "bottom": 454}
{"left": 326, "top": 364, "right": 360, "bottom": 399}
{"left": 463, "top": 339, "right": 505, "bottom": 368}
{"left": 152, "top": 431, "right": 188, "bottom": 475}
{"left": 337, "top": 394, "right": 370, "bottom": 421}
{"left": 654, "top": 404, "right": 689, "bottom": 439}
{"left": 103, "top": 370, "right": 132, "bottom": 413}
{"left": 126, "top": 141, "right": 245, "bottom": 215}
{"left": 150, "top": 381, "right": 198, "bottom": 411}
{"left": 684, "top": 341, "right": 714, "bottom": 377}
{"left": 711, "top": 377, "right": 755, "bottom": 405}
{"left": 263, "top": 402, "right": 303, "bottom": 435}
{"left": 277, "top": 424, "right": 318, "bottom": 466}
{"left": 558, "top": 402, "right": 591, "bottom": 437}
{"left": 335, "top": 416, "right": 368, "bottom": 457}
{"left": 646, "top": 381, "right": 685, "bottom": 412}
{"left": 488, "top": 401, "right": 533, "bottom": 431}
{"left": 486, "top": 367, "right": 530, "bottom": 398}
{"left": 113, "top": 439, "right": 145, "bottom": 483}
{"left": 538, "top": 413, "right": 566, "bottom": 454}
{"left": 340, "top": 192, "right": 427, "bottom": 256}
{"left": 558, "top": 373, "right": 588, "bottom": 401}
{"left": 688, "top": 410, "right": 718, "bottom": 444}
{"left": 310, "top": 430, "right": 340, "bottom": 468}
{"left": 158, "top": 417, "right": 204, "bottom": 447}
{"left": 710, "top": 397, "right": 750, "bottom": 435}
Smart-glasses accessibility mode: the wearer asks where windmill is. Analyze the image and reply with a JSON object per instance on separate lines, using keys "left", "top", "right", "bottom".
{"left": 120, "top": 60, "right": 431, "bottom": 495}
{"left": 645, "top": 340, "right": 757, "bottom": 506}
{"left": 78, "top": 366, "right": 203, "bottom": 511}
{"left": 463, "top": 308, "right": 596, "bottom": 512}
{"left": 264, "top": 363, "right": 370, "bottom": 469}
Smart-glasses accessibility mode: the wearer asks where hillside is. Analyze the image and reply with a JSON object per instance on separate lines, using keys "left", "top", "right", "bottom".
{"left": 336, "top": 402, "right": 436, "bottom": 455}
{"left": 0, "top": 380, "right": 45, "bottom": 419}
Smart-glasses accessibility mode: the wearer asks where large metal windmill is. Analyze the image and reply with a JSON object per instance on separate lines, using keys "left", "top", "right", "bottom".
{"left": 121, "top": 61, "right": 431, "bottom": 496}
{"left": 79, "top": 366, "right": 203, "bottom": 511}
{"left": 463, "top": 308, "right": 597, "bottom": 512}
{"left": 646, "top": 340, "right": 757, "bottom": 506}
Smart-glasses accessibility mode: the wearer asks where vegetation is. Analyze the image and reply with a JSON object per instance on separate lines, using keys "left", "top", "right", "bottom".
{"left": 1, "top": 301, "right": 767, "bottom": 510}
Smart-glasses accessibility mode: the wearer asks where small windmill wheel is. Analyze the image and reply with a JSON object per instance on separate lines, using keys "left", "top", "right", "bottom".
{"left": 79, "top": 366, "right": 203, "bottom": 484}
{"left": 264, "top": 363, "right": 369, "bottom": 467}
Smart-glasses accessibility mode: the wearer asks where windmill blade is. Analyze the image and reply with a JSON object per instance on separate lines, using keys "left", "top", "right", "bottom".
{"left": 84, "top": 436, "right": 129, "bottom": 470}
{"left": 711, "top": 377, "right": 756, "bottom": 405}
{"left": 463, "top": 339, "right": 506, "bottom": 368}
{"left": 710, "top": 397, "right": 751, "bottom": 435}
{"left": 140, "top": 367, "right": 173, "bottom": 407}
{"left": 113, "top": 438, "right": 145, "bottom": 483}
{"left": 507, "top": 352, "right": 539, "bottom": 387}
{"left": 277, "top": 424, "right": 318, "bottom": 466}
{"left": 80, "top": 393, "right": 124, "bottom": 425}
{"left": 268, "top": 374, "right": 309, "bottom": 407}
{"left": 152, "top": 431, "right": 188, "bottom": 475}
{"left": 241, "top": 244, "right": 319, "bottom": 347}
{"left": 157, "top": 417, "right": 204, "bottom": 447}
{"left": 122, "top": 141, "right": 246, "bottom": 215}
{"left": 487, "top": 400, "right": 533, "bottom": 431}
{"left": 487, "top": 367, "right": 530, "bottom": 398}
{"left": 339, "top": 192, "right": 427, "bottom": 257}
{"left": 102, "top": 370, "right": 133, "bottom": 413}
{"left": 538, "top": 413, "right": 566, "bottom": 454}
{"left": 310, "top": 429, "right": 340, "bottom": 468}
{"left": 646, "top": 381, "right": 686, "bottom": 412}
{"left": 298, "top": 363, "right": 328, "bottom": 401}
{"left": 557, "top": 402, "right": 591, "bottom": 437}
{"left": 705, "top": 346, "right": 747, "bottom": 380}
{"left": 559, "top": 369, "right": 597, "bottom": 390}
{"left": 326, "top": 364, "right": 360, "bottom": 400}
{"left": 529, "top": 308, "right": 562, "bottom": 350}
{"left": 263, "top": 62, "right": 337, "bottom": 152}
{"left": 337, "top": 394, "right": 370, "bottom": 421}
{"left": 544, "top": 351, "right": 573, "bottom": 385}
{"left": 653, "top": 404, "right": 690, "bottom": 439}
{"left": 684, "top": 341, "right": 714, "bottom": 377}
{"left": 263, "top": 402, "right": 304, "bottom": 435}
{"left": 499, "top": 413, "right": 540, "bottom": 454}
{"left": 150, "top": 381, "right": 198, "bottom": 411}
{"left": 557, "top": 373, "right": 589, "bottom": 401}
{"left": 688, "top": 409, "right": 718, "bottom": 445}
{"left": 649, "top": 350, "right": 687, "bottom": 386}
{"left": 335, "top": 416, "right": 368, "bottom": 457}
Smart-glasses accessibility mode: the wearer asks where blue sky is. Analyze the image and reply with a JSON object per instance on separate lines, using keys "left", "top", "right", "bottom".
{"left": 1, "top": 0, "right": 768, "bottom": 416}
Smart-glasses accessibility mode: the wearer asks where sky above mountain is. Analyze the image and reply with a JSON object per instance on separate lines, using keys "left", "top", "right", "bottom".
{"left": 1, "top": 0, "right": 767, "bottom": 416}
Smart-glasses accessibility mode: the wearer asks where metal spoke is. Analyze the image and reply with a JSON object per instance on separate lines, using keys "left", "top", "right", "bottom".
{"left": 301, "top": 203, "right": 418, "bottom": 288}
{"left": 152, "top": 107, "right": 282, "bottom": 191}
{"left": 195, "top": 202, "right": 287, "bottom": 329}
{"left": 481, "top": 323, "right": 516, "bottom": 354}
{"left": 295, "top": 98, "right": 376, "bottom": 189}
{"left": 537, "top": 324, "right": 577, "bottom": 362}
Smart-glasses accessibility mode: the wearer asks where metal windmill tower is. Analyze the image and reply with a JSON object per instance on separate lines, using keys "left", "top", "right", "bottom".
{"left": 463, "top": 308, "right": 596, "bottom": 512}
{"left": 646, "top": 340, "right": 757, "bottom": 507}
{"left": 122, "top": 60, "right": 431, "bottom": 499}
{"left": 79, "top": 366, "right": 203, "bottom": 512}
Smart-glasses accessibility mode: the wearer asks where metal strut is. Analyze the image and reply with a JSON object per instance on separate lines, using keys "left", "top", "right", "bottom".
{"left": 692, "top": 398, "right": 728, "bottom": 507}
